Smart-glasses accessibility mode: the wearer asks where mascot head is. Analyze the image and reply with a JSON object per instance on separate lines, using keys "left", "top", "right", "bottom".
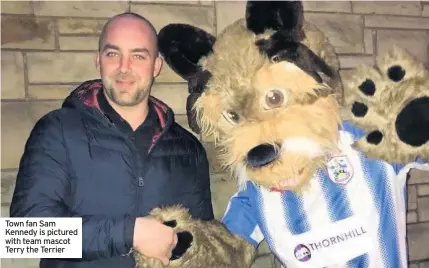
{"left": 159, "top": 1, "right": 343, "bottom": 192}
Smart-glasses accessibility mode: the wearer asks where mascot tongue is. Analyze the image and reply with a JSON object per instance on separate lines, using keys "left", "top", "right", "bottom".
{"left": 269, "top": 178, "right": 300, "bottom": 192}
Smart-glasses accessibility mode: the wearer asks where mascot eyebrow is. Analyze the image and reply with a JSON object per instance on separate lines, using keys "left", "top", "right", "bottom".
{"left": 252, "top": 7, "right": 335, "bottom": 87}
{"left": 132, "top": 1, "right": 429, "bottom": 268}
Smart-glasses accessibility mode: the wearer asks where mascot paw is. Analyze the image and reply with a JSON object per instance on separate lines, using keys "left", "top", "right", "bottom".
{"left": 170, "top": 231, "right": 193, "bottom": 260}
{"left": 343, "top": 45, "right": 429, "bottom": 164}
{"left": 134, "top": 206, "right": 256, "bottom": 268}
{"left": 162, "top": 218, "right": 194, "bottom": 260}
{"left": 134, "top": 206, "right": 194, "bottom": 268}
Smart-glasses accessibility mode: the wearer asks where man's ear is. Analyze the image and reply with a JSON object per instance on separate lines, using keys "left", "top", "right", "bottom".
{"left": 153, "top": 55, "right": 163, "bottom": 78}
{"left": 158, "top": 23, "right": 216, "bottom": 82}
{"left": 95, "top": 52, "right": 101, "bottom": 72}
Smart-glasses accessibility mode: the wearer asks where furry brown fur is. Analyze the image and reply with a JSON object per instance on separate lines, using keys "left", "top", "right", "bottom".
{"left": 299, "top": 22, "right": 343, "bottom": 104}
{"left": 150, "top": 1, "right": 429, "bottom": 267}
{"left": 148, "top": 2, "right": 347, "bottom": 267}
{"left": 343, "top": 45, "right": 429, "bottom": 164}
{"left": 133, "top": 206, "right": 256, "bottom": 268}
{"left": 194, "top": 19, "right": 342, "bottom": 192}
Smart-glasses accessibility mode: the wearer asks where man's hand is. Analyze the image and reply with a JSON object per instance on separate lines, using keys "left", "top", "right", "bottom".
{"left": 133, "top": 217, "right": 178, "bottom": 265}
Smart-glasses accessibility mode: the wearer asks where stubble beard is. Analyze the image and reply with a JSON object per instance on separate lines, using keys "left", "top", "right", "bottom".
{"left": 106, "top": 85, "right": 145, "bottom": 107}
{"left": 103, "top": 76, "right": 152, "bottom": 107}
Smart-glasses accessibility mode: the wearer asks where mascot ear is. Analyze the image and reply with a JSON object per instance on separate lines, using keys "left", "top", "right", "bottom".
{"left": 158, "top": 24, "right": 216, "bottom": 83}
{"left": 158, "top": 24, "right": 216, "bottom": 134}
{"left": 246, "top": 1, "right": 337, "bottom": 89}
{"left": 246, "top": 1, "right": 304, "bottom": 38}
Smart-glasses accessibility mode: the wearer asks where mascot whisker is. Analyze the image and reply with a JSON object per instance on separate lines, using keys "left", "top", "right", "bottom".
{"left": 134, "top": 1, "right": 429, "bottom": 267}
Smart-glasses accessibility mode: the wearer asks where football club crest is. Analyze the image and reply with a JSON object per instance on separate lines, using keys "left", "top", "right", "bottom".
{"left": 326, "top": 154, "right": 353, "bottom": 185}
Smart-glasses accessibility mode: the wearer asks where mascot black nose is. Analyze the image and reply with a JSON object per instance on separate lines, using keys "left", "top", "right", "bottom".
{"left": 246, "top": 143, "right": 279, "bottom": 168}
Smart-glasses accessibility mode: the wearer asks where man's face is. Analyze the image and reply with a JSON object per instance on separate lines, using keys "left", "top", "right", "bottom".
{"left": 96, "top": 17, "right": 162, "bottom": 107}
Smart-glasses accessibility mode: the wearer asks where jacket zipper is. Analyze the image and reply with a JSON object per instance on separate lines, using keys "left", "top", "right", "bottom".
{"left": 92, "top": 107, "right": 170, "bottom": 216}
{"left": 137, "top": 123, "right": 169, "bottom": 185}
{"left": 93, "top": 108, "right": 143, "bottom": 214}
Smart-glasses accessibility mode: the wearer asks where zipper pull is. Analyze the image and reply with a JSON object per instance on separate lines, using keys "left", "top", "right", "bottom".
{"left": 138, "top": 177, "right": 144, "bottom": 187}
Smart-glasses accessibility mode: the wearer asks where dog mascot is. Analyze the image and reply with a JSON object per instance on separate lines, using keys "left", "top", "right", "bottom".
{"left": 134, "top": 1, "right": 429, "bottom": 267}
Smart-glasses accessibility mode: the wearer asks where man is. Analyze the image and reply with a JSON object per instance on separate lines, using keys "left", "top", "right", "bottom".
{"left": 10, "top": 12, "right": 214, "bottom": 268}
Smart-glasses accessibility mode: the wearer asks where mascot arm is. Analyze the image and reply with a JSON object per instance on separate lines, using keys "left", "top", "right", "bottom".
{"left": 221, "top": 182, "right": 265, "bottom": 248}
{"left": 342, "top": 46, "right": 429, "bottom": 170}
{"left": 133, "top": 188, "right": 259, "bottom": 268}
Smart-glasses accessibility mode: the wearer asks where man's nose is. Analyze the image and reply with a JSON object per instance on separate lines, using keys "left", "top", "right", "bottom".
{"left": 119, "top": 56, "right": 131, "bottom": 73}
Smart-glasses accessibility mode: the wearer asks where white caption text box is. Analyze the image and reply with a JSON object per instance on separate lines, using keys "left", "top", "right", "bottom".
{"left": 0, "top": 217, "right": 82, "bottom": 258}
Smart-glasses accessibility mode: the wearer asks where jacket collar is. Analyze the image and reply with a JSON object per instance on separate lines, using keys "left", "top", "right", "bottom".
{"left": 63, "top": 79, "right": 176, "bottom": 151}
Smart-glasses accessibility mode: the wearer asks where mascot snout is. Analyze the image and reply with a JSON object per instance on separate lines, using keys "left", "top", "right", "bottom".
{"left": 246, "top": 143, "right": 281, "bottom": 168}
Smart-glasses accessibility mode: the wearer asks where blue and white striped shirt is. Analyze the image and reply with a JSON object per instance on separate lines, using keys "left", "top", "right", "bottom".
{"left": 222, "top": 122, "right": 428, "bottom": 268}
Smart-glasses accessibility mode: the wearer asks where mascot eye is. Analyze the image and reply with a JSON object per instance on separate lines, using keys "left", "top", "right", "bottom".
{"left": 271, "top": 55, "right": 280, "bottom": 62}
{"left": 264, "top": 88, "right": 287, "bottom": 109}
{"left": 222, "top": 110, "right": 240, "bottom": 125}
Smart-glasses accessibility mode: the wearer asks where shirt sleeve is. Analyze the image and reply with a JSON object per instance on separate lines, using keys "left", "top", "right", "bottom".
{"left": 221, "top": 181, "right": 264, "bottom": 248}
{"left": 395, "top": 159, "right": 429, "bottom": 186}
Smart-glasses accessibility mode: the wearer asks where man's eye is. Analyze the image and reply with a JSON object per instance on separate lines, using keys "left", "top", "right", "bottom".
{"left": 134, "top": 54, "right": 146, "bottom": 60}
{"left": 105, "top": 52, "right": 117, "bottom": 57}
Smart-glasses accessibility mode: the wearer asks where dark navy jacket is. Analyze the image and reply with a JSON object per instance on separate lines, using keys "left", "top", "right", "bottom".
{"left": 10, "top": 79, "right": 214, "bottom": 268}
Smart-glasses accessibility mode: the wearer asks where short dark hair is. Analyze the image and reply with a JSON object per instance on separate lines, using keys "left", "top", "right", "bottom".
{"left": 98, "top": 12, "right": 158, "bottom": 54}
